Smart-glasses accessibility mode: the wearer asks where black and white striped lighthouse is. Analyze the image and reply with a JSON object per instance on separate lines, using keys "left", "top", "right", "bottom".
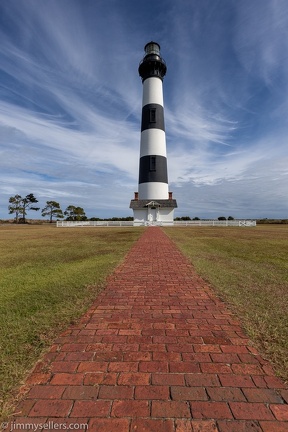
{"left": 130, "top": 41, "right": 177, "bottom": 225}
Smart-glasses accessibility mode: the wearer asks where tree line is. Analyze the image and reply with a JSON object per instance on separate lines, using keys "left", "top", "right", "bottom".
{"left": 174, "top": 216, "right": 235, "bottom": 221}
{"left": 7, "top": 193, "right": 134, "bottom": 223}
{"left": 7, "top": 194, "right": 242, "bottom": 224}
{"left": 8, "top": 193, "right": 88, "bottom": 223}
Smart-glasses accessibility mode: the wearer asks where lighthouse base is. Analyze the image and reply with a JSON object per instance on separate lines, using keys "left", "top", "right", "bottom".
{"left": 130, "top": 199, "right": 177, "bottom": 226}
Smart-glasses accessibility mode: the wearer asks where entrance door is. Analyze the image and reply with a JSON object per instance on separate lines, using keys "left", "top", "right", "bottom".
{"left": 148, "top": 207, "right": 157, "bottom": 222}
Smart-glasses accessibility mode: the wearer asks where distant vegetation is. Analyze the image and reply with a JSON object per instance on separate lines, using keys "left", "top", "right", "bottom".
{"left": 4, "top": 194, "right": 133, "bottom": 223}
{"left": 257, "top": 218, "right": 288, "bottom": 224}
{"left": 174, "top": 216, "right": 288, "bottom": 224}
{"left": 3, "top": 194, "right": 288, "bottom": 223}
{"left": 175, "top": 216, "right": 236, "bottom": 220}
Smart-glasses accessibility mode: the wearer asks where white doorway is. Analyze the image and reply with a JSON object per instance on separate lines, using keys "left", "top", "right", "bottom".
{"left": 148, "top": 207, "right": 157, "bottom": 222}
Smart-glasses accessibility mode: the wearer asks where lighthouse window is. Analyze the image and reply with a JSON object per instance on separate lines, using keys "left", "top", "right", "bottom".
{"left": 150, "top": 156, "right": 156, "bottom": 171}
{"left": 150, "top": 108, "right": 156, "bottom": 123}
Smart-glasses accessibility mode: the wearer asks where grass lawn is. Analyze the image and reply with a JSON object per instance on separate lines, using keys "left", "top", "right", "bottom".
{"left": 0, "top": 224, "right": 143, "bottom": 420}
{"left": 164, "top": 225, "right": 288, "bottom": 382}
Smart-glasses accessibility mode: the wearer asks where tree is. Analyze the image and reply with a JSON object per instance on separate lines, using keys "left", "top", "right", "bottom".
{"left": 20, "top": 194, "right": 40, "bottom": 223}
{"left": 8, "top": 194, "right": 23, "bottom": 223}
{"left": 218, "top": 216, "right": 227, "bottom": 221}
{"left": 8, "top": 193, "right": 39, "bottom": 223}
{"left": 41, "top": 201, "right": 64, "bottom": 223}
{"left": 228, "top": 216, "right": 235, "bottom": 220}
{"left": 64, "top": 205, "right": 87, "bottom": 221}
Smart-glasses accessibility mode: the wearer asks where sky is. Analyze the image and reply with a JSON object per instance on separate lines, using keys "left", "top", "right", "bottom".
{"left": 0, "top": 0, "right": 288, "bottom": 220}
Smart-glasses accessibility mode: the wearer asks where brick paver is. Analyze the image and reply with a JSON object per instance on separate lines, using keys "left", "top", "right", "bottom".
{"left": 10, "top": 227, "right": 287, "bottom": 431}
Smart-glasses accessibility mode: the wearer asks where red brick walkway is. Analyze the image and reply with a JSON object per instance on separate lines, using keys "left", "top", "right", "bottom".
{"left": 12, "top": 228, "right": 288, "bottom": 431}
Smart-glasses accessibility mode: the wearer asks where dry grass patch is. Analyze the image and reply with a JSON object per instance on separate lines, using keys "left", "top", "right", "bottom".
{"left": 0, "top": 225, "right": 143, "bottom": 420}
{"left": 164, "top": 225, "right": 288, "bottom": 382}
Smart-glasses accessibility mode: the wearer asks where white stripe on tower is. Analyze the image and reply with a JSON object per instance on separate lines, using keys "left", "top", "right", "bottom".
{"left": 138, "top": 42, "right": 169, "bottom": 200}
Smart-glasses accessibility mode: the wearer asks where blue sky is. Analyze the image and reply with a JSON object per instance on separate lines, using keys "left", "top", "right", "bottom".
{"left": 1, "top": 0, "right": 288, "bottom": 220}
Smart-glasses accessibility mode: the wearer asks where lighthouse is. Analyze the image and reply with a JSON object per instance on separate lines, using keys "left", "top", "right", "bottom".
{"left": 130, "top": 41, "right": 177, "bottom": 225}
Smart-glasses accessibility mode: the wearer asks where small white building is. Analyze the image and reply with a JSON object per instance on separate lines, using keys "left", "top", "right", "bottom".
{"left": 130, "top": 196, "right": 177, "bottom": 226}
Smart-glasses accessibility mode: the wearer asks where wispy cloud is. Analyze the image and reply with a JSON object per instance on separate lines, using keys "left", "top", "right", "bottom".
{"left": 233, "top": 0, "right": 288, "bottom": 85}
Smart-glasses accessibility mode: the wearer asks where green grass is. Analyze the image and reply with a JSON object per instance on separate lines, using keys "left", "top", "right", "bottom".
{"left": 164, "top": 225, "right": 288, "bottom": 382}
{"left": 0, "top": 225, "right": 143, "bottom": 420}
{"left": 1, "top": 223, "right": 287, "bottom": 419}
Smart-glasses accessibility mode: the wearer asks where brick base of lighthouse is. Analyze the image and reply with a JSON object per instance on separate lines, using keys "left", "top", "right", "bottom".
{"left": 130, "top": 198, "right": 177, "bottom": 226}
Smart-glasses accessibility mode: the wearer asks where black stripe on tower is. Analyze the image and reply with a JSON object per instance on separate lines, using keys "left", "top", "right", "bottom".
{"left": 139, "top": 155, "right": 168, "bottom": 184}
{"left": 141, "top": 104, "right": 165, "bottom": 132}
{"left": 138, "top": 62, "right": 166, "bottom": 82}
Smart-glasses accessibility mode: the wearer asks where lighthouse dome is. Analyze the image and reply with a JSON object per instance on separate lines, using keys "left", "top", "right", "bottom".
{"left": 144, "top": 42, "right": 160, "bottom": 56}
